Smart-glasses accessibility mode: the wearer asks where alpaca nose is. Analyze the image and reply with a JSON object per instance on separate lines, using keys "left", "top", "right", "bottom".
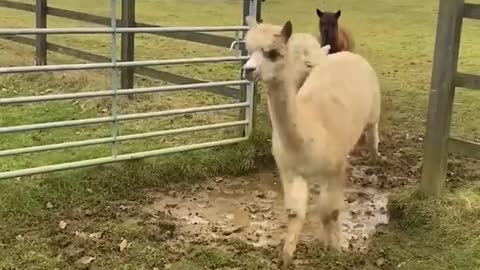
{"left": 243, "top": 67, "right": 256, "bottom": 80}
{"left": 243, "top": 67, "right": 255, "bottom": 74}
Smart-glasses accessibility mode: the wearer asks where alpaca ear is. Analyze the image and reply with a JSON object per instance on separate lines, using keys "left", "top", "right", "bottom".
{"left": 281, "top": 21, "right": 293, "bottom": 42}
{"left": 335, "top": 10, "right": 341, "bottom": 19}
{"left": 245, "top": 16, "right": 258, "bottom": 28}
{"left": 316, "top": 9, "right": 323, "bottom": 18}
{"left": 321, "top": 44, "right": 331, "bottom": 54}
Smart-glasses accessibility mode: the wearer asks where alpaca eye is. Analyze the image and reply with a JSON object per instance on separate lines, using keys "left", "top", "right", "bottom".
{"left": 264, "top": 49, "right": 280, "bottom": 61}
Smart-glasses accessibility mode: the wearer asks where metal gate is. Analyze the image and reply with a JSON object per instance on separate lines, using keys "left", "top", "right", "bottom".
{"left": 0, "top": 0, "right": 260, "bottom": 180}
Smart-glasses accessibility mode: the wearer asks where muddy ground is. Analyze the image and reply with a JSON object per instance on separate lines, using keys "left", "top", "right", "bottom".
{"left": 138, "top": 131, "right": 477, "bottom": 263}
{"left": 142, "top": 170, "right": 390, "bottom": 251}
{"left": 138, "top": 133, "right": 418, "bottom": 249}
{"left": 38, "top": 131, "right": 478, "bottom": 269}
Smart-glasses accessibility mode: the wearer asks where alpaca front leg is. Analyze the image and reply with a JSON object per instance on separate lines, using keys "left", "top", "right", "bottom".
{"left": 365, "top": 122, "right": 379, "bottom": 163}
{"left": 317, "top": 169, "right": 346, "bottom": 250}
{"left": 317, "top": 189, "right": 343, "bottom": 250}
{"left": 322, "top": 208, "right": 342, "bottom": 250}
{"left": 279, "top": 176, "right": 309, "bottom": 270}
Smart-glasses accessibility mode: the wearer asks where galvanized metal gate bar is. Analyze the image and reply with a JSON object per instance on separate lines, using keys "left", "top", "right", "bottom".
{"left": 0, "top": 26, "right": 250, "bottom": 35}
{"left": 0, "top": 138, "right": 248, "bottom": 180}
{"left": 0, "top": 121, "right": 249, "bottom": 157}
{"left": 0, "top": 0, "right": 260, "bottom": 180}
{"left": 0, "top": 81, "right": 250, "bottom": 105}
{"left": 0, "top": 102, "right": 250, "bottom": 134}
{"left": 110, "top": 0, "right": 119, "bottom": 157}
{"left": 0, "top": 56, "right": 249, "bottom": 74}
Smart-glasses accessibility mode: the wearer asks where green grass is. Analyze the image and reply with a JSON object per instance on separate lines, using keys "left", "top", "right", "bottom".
{"left": 0, "top": 0, "right": 480, "bottom": 269}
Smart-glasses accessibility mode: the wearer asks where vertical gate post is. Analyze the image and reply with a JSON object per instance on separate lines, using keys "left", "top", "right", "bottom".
{"left": 110, "top": 0, "right": 120, "bottom": 157}
{"left": 420, "top": 0, "right": 464, "bottom": 196}
{"left": 252, "top": 0, "right": 262, "bottom": 131}
{"left": 121, "top": 0, "right": 136, "bottom": 99}
{"left": 256, "top": 0, "right": 263, "bottom": 23}
{"left": 35, "top": 0, "right": 47, "bottom": 66}
{"left": 239, "top": 0, "right": 261, "bottom": 136}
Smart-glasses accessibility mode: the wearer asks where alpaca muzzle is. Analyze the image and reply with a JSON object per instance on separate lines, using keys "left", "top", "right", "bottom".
{"left": 243, "top": 67, "right": 258, "bottom": 81}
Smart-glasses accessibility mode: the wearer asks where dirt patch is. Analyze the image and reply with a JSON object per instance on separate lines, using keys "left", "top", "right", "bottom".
{"left": 136, "top": 129, "right": 480, "bottom": 256}
{"left": 141, "top": 170, "right": 391, "bottom": 252}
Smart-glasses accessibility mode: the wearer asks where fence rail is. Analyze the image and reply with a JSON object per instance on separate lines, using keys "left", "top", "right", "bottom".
{"left": 0, "top": 102, "right": 249, "bottom": 134}
{"left": 421, "top": 0, "right": 480, "bottom": 196}
{"left": 0, "top": 137, "right": 248, "bottom": 180}
{"left": 0, "top": 80, "right": 249, "bottom": 105}
{"left": 0, "top": 0, "right": 235, "bottom": 48}
{"left": 0, "top": 0, "right": 262, "bottom": 180}
{"left": 0, "top": 121, "right": 249, "bottom": 157}
{"left": 1, "top": 35, "right": 241, "bottom": 98}
{"left": 0, "top": 0, "right": 254, "bottom": 98}
{"left": 0, "top": 26, "right": 250, "bottom": 35}
{"left": 464, "top": 3, "right": 480, "bottom": 19}
{"left": 456, "top": 72, "right": 480, "bottom": 90}
{"left": 448, "top": 138, "right": 480, "bottom": 159}
{"left": 0, "top": 55, "right": 249, "bottom": 74}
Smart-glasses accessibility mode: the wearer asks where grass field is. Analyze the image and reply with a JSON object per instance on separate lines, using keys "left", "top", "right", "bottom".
{"left": 1, "top": 0, "right": 480, "bottom": 269}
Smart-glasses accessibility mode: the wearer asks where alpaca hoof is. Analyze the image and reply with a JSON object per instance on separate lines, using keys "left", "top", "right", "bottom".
{"left": 330, "top": 242, "right": 342, "bottom": 252}
{"left": 350, "top": 147, "right": 363, "bottom": 157}
{"left": 324, "top": 228, "right": 343, "bottom": 252}
{"left": 368, "top": 152, "right": 384, "bottom": 165}
{"left": 277, "top": 251, "right": 293, "bottom": 270}
{"left": 367, "top": 152, "right": 380, "bottom": 165}
{"left": 276, "top": 241, "right": 294, "bottom": 269}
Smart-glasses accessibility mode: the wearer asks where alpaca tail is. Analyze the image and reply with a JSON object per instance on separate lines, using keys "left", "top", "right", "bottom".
{"left": 338, "top": 26, "right": 355, "bottom": 52}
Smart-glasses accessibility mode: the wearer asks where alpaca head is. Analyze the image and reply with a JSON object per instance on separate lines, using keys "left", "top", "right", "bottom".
{"left": 316, "top": 9, "right": 341, "bottom": 41}
{"left": 243, "top": 17, "right": 293, "bottom": 82}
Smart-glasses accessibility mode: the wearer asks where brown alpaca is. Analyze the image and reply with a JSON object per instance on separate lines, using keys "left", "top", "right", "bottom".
{"left": 316, "top": 9, "right": 369, "bottom": 154}
{"left": 243, "top": 17, "right": 380, "bottom": 269}
{"left": 316, "top": 9, "right": 355, "bottom": 54}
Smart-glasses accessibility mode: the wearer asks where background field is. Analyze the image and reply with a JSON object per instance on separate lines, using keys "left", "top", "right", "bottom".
{"left": 0, "top": 0, "right": 479, "bottom": 269}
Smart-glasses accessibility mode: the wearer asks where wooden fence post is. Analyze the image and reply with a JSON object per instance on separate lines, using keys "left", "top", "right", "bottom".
{"left": 121, "top": 0, "right": 135, "bottom": 99}
{"left": 420, "top": 0, "right": 464, "bottom": 196}
{"left": 35, "top": 0, "right": 47, "bottom": 65}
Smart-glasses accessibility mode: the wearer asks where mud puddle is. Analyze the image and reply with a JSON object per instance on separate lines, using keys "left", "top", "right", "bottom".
{"left": 142, "top": 170, "right": 390, "bottom": 251}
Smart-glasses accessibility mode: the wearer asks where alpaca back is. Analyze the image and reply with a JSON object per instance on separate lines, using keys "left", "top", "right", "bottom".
{"left": 337, "top": 26, "right": 355, "bottom": 52}
{"left": 296, "top": 51, "right": 380, "bottom": 156}
{"left": 287, "top": 33, "right": 328, "bottom": 90}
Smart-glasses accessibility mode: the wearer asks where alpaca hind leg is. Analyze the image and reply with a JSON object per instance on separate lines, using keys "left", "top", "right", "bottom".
{"left": 351, "top": 131, "right": 367, "bottom": 157}
{"left": 365, "top": 122, "right": 379, "bottom": 163}
{"left": 278, "top": 175, "right": 309, "bottom": 270}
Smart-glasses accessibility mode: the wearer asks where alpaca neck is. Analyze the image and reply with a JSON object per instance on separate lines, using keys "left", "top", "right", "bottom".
{"left": 321, "top": 28, "right": 339, "bottom": 53}
{"left": 266, "top": 73, "right": 303, "bottom": 151}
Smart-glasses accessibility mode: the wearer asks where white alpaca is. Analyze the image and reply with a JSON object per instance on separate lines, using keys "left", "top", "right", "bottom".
{"left": 287, "top": 32, "right": 370, "bottom": 154}
{"left": 242, "top": 17, "right": 381, "bottom": 269}
{"left": 287, "top": 33, "right": 331, "bottom": 89}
